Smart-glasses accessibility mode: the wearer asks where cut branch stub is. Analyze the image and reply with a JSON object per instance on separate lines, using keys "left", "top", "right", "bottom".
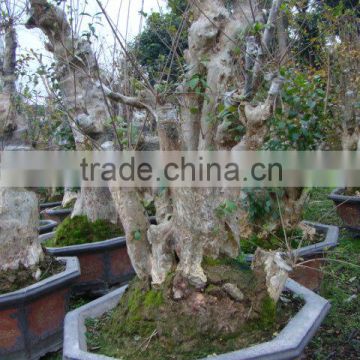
{"left": 251, "top": 248, "right": 291, "bottom": 302}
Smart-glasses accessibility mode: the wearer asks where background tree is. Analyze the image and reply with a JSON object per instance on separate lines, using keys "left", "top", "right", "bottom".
{"left": 131, "top": 0, "right": 190, "bottom": 85}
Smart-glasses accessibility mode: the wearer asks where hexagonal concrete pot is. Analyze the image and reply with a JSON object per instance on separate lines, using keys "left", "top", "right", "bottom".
{"left": 328, "top": 188, "right": 360, "bottom": 231}
{"left": 62, "top": 279, "right": 330, "bottom": 360}
{"left": 39, "top": 201, "right": 63, "bottom": 210}
{"left": 39, "top": 232, "right": 135, "bottom": 296}
{"left": 41, "top": 207, "right": 72, "bottom": 223}
{"left": 0, "top": 257, "right": 80, "bottom": 360}
{"left": 39, "top": 219, "right": 58, "bottom": 234}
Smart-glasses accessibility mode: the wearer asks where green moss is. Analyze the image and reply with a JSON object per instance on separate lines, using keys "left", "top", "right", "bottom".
{"left": 258, "top": 295, "right": 277, "bottom": 328}
{"left": 205, "top": 284, "right": 218, "bottom": 292}
{"left": 202, "top": 256, "right": 225, "bottom": 266}
{"left": 144, "top": 289, "right": 164, "bottom": 308}
{"left": 126, "top": 285, "right": 143, "bottom": 314}
{"left": 44, "top": 215, "right": 124, "bottom": 247}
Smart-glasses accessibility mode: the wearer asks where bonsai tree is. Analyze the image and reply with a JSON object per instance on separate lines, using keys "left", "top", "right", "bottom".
{"left": 26, "top": 0, "right": 119, "bottom": 224}
{"left": 0, "top": 8, "right": 43, "bottom": 276}
{"left": 27, "top": 0, "right": 294, "bottom": 306}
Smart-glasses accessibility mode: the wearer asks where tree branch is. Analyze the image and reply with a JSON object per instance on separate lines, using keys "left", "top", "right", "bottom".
{"left": 251, "top": 0, "right": 284, "bottom": 92}
{"left": 98, "top": 82, "right": 158, "bottom": 123}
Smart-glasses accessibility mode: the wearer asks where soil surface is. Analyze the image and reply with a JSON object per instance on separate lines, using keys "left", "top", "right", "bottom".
{"left": 0, "top": 255, "right": 65, "bottom": 295}
{"left": 86, "top": 262, "right": 303, "bottom": 360}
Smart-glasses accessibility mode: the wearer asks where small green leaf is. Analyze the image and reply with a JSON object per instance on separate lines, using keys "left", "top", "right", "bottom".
{"left": 225, "top": 200, "right": 237, "bottom": 214}
{"left": 187, "top": 77, "right": 200, "bottom": 90}
{"left": 134, "top": 230, "right": 142, "bottom": 241}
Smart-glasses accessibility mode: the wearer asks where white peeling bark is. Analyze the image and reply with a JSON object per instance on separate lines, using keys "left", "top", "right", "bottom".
{"left": 0, "top": 188, "right": 43, "bottom": 271}
{"left": 61, "top": 188, "right": 78, "bottom": 208}
{"left": 72, "top": 187, "right": 119, "bottom": 224}
{"left": 0, "top": 21, "right": 24, "bottom": 136}
{"left": 110, "top": 188, "right": 152, "bottom": 279}
{"left": 252, "top": 248, "right": 291, "bottom": 302}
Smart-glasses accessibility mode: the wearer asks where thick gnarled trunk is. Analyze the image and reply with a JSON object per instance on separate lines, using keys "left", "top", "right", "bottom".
{"left": 0, "top": 22, "right": 43, "bottom": 273}
{"left": 0, "top": 188, "right": 42, "bottom": 272}
{"left": 27, "top": 0, "right": 118, "bottom": 223}
{"left": 72, "top": 187, "right": 119, "bottom": 224}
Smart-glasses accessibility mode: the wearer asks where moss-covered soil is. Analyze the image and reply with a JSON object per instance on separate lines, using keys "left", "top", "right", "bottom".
{"left": 0, "top": 255, "right": 64, "bottom": 295}
{"left": 44, "top": 215, "right": 124, "bottom": 247}
{"left": 85, "top": 261, "right": 303, "bottom": 360}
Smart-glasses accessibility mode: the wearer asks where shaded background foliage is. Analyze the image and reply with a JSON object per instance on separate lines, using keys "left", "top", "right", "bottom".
{"left": 131, "top": 0, "right": 189, "bottom": 84}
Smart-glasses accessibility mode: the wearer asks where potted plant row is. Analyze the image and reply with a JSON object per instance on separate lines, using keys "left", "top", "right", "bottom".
{"left": 41, "top": 203, "right": 73, "bottom": 223}
{"left": 0, "top": 256, "right": 80, "bottom": 360}
{"left": 39, "top": 201, "right": 62, "bottom": 210}
{"left": 39, "top": 215, "right": 135, "bottom": 296}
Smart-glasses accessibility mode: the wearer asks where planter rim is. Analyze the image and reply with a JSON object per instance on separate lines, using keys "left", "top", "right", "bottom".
{"left": 41, "top": 207, "right": 73, "bottom": 215}
{"left": 39, "top": 232, "right": 127, "bottom": 255}
{"left": 39, "top": 219, "right": 58, "bottom": 226}
{"left": 245, "top": 221, "right": 339, "bottom": 262}
{"left": 63, "top": 278, "right": 330, "bottom": 360}
{"left": 39, "top": 201, "right": 63, "bottom": 210}
{"left": 328, "top": 187, "right": 360, "bottom": 204}
{"left": 39, "top": 219, "right": 58, "bottom": 234}
{"left": 0, "top": 256, "right": 80, "bottom": 308}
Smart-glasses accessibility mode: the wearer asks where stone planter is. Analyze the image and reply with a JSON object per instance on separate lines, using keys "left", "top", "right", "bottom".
{"left": 39, "top": 201, "right": 62, "bottom": 210}
{"left": 41, "top": 207, "right": 72, "bottom": 223}
{"left": 0, "top": 257, "right": 80, "bottom": 360}
{"left": 39, "top": 232, "right": 135, "bottom": 296}
{"left": 63, "top": 279, "right": 330, "bottom": 360}
{"left": 39, "top": 219, "right": 58, "bottom": 234}
{"left": 245, "top": 222, "right": 339, "bottom": 262}
{"left": 328, "top": 187, "right": 360, "bottom": 231}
